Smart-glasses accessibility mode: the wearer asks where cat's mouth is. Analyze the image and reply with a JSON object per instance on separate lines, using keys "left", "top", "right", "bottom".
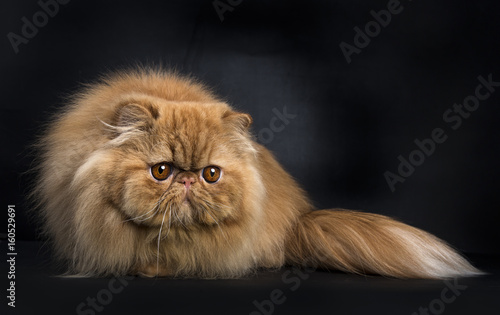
{"left": 170, "top": 198, "right": 222, "bottom": 228}
{"left": 126, "top": 193, "right": 225, "bottom": 229}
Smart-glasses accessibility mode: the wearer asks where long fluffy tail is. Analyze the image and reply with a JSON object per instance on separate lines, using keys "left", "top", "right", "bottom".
{"left": 285, "top": 209, "right": 483, "bottom": 279}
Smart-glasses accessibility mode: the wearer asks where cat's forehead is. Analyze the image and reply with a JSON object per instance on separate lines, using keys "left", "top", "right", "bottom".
{"left": 153, "top": 103, "right": 229, "bottom": 169}
{"left": 159, "top": 102, "right": 224, "bottom": 128}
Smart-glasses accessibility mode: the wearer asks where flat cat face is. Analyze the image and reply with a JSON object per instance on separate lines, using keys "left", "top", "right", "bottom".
{"left": 96, "top": 96, "right": 256, "bottom": 230}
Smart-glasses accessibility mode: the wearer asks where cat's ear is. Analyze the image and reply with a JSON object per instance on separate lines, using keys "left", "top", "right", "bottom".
{"left": 114, "top": 102, "right": 159, "bottom": 130}
{"left": 223, "top": 111, "right": 253, "bottom": 132}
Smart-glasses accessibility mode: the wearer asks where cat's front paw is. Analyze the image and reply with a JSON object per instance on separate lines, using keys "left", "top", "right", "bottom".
{"left": 134, "top": 264, "right": 172, "bottom": 277}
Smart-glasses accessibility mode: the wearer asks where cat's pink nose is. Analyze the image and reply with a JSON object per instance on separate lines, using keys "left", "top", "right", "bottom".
{"left": 177, "top": 175, "right": 196, "bottom": 189}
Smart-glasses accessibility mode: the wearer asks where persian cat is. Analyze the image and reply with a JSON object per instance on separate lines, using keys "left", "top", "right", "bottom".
{"left": 33, "top": 68, "right": 481, "bottom": 279}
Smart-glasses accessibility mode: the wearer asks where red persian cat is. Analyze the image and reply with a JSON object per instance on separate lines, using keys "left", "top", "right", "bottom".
{"left": 33, "top": 68, "right": 481, "bottom": 279}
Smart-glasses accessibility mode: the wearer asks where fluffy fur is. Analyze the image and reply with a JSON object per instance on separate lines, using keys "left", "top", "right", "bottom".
{"left": 33, "top": 68, "right": 482, "bottom": 279}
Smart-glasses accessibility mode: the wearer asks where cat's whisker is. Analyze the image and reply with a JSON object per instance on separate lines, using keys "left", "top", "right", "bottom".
{"left": 203, "top": 200, "right": 231, "bottom": 210}
{"left": 199, "top": 201, "right": 226, "bottom": 224}
{"left": 161, "top": 205, "right": 173, "bottom": 240}
{"left": 123, "top": 208, "right": 159, "bottom": 223}
{"left": 156, "top": 205, "right": 169, "bottom": 277}
{"left": 205, "top": 202, "right": 234, "bottom": 220}
{"left": 173, "top": 208, "right": 188, "bottom": 229}
{"left": 132, "top": 208, "right": 161, "bottom": 223}
{"left": 129, "top": 205, "right": 162, "bottom": 222}
{"left": 200, "top": 205, "right": 226, "bottom": 241}
{"left": 122, "top": 192, "right": 169, "bottom": 223}
{"left": 201, "top": 200, "right": 231, "bottom": 213}
{"left": 132, "top": 199, "right": 169, "bottom": 222}
{"left": 201, "top": 205, "right": 219, "bottom": 225}
{"left": 122, "top": 206, "right": 158, "bottom": 223}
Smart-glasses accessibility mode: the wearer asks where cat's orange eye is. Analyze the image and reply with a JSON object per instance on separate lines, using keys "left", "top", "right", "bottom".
{"left": 151, "top": 163, "right": 172, "bottom": 181}
{"left": 202, "top": 166, "right": 221, "bottom": 183}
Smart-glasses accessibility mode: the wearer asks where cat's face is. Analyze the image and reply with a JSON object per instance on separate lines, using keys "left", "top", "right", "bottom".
{"left": 98, "top": 96, "right": 258, "bottom": 230}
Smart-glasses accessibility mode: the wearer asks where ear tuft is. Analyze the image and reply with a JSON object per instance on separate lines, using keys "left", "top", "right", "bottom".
{"left": 223, "top": 111, "right": 253, "bottom": 131}
{"left": 115, "top": 103, "right": 158, "bottom": 129}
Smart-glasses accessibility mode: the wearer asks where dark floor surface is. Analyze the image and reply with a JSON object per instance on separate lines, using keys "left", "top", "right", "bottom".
{"left": 1, "top": 241, "right": 499, "bottom": 315}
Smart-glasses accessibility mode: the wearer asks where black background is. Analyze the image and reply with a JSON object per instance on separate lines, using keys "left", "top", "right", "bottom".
{"left": 2, "top": 0, "right": 499, "bottom": 253}
{"left": 1, "top": 1, "right": 500, "bottom": 314}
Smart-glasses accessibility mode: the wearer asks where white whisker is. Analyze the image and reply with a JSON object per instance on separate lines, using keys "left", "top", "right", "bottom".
{"left": 204, "top": 200, "right": 231, "bottom": 210}
{"left": 156, "top": 205, "right": 168, "bottom": 277}
{"left": 122, "top": 192, "right": 169, "bottom": 223}
{"left": 203, "top": 205, "right": 220, "bottom": 225}
{"left": 162, "top": 205, "right": 173, "bottom": 240}
{"left": 174, "top": 209, "right": 188, "bottom": 229}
